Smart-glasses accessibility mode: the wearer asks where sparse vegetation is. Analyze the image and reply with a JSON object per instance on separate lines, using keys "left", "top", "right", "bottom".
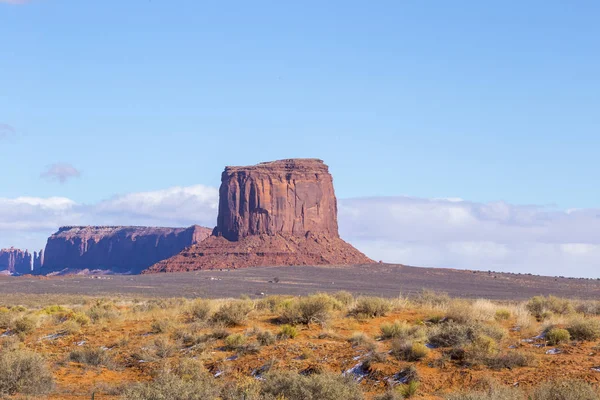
{"left": 0, "top": 292, "right": 598, "bottom": 399}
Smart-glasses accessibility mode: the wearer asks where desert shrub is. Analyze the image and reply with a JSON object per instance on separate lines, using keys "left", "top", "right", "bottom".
{"left": 567, "top": 318, "right": 600, "bottom": 341}
{"left": 12, "top": 315, "right": 36, "bottom": 334}
{"left": 189, "top": 299, "right": 212, "bottom": 322}
{"left": 41, "top": 305, "right": 68, "bottom": 315}
{"left": 374, "top": 391, "right": 404, "bottom": 400}
{"left": 479, "top": 323, "right": 507, "bottom": 341}
{"left": 428, "top": 321, "right": 479, "bottom": 347}
{"left": 278, "top": 324, "right": 298, "bottom": 339}
{"left": 69, "top": 346, "right": 113, "bottom": 367}
{"left": 86, "top": 303, "right": 119, "bottom": 323}
{"left": 414, "top": 289, "right": 451, "bottom": 308}
{"left": 256, "top": 330, "right": 277, "bottom": 346}
{"left": 448, "top": 385, "right": 525, "bottom": 400}
{"left": 0, "top": 309, "right": 13, "bottom": 330}
{"left": 261, "top": 371, "right": 364, "bottom": 400}
{"left": 527, "top": 296, "right": 575, "bottom": 321}
{"left": 122, "top": 360, "right": 219, "bottom": 400}
{"left": 351, "top": 296, "right": 392, "bottom": 318}
{"left": 60, "top": 320, "right": 82, "bottom": 335}
{"left": 0, "top": 350, "right": 54, "bottom": 396}
{"left": 153, "top": 338, "right": 177, "bottom": 358}
{"left": 212, "top": 301, "right": 253, "bottom": 327}
{"left": 495, "top": 309, "right": 511, "bottom": 321}
{"left": 332, "top": 291, "right": 354, "bottom": 307}
{"left": 380, "top": 320, "right": 426, "bottom": 341}
{"left": 390, "top": 340, "right": 429, "bottom": 361}
{"left": 467, "top": 335, "right": 498, "bottom": 361}
{"left": 576, "top": 301, "right": 600, "bottom": 316}
{"left": 348, "top": 332, "right": 371, "bottom": 346}
{"left": 220, "top": 377, "right": 263, "bottom": 400}
{"left": 256, "top": 295, "right": 287, "bottom": 313}
{"left": 397, "top": 381, "right": 420, "bottom": 398}
{"left": 279, "top": 295, "right": 335, "bottom": 325}
{"left": 531, "top": 380, "right": 600, "bottom": 400}
{"left": 547, "top": 328, "right": 571, "bottom": 345}
{"left": 150, "top": 319, "right": 172, "bottom": 334}
{"left": 224, "top": 333, "right": 247, "bottom": 350}
{"left": 484, "top": 351, "right": 534, "bottom": 370}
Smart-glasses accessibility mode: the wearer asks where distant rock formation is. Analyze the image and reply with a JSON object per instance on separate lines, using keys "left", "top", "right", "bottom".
{"left": 146, "top": 159, "right": 372, "bottom": 273}
{"left": 40, "top": 225, "right": 211, "bottom": 274}
{"left": 33, "top": 250, "right": 44, "bottom": 271}
{"left": 0, "top": 247, "right": 32, "bottom": 274}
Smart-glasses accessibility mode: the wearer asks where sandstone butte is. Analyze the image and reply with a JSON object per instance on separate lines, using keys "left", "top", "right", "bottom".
{"left": 40, "top": 225, "right": 212, "bottom": 274}
{"left": 145, "top": 158, "right": 373, "bottom": 273}
{"left": 0, "top": 247, "right": 34, "bottom": 275}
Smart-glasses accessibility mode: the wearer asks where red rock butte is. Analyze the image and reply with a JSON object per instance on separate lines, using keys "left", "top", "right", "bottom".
{"left": 146, "top": 158, "right": 373, "bottom": 273}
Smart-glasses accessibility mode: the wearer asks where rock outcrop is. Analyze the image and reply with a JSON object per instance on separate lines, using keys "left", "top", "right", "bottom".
{"left": 146, "top": 159, "right": 372, "bottom": 273}
{"left": 0, "top": 247, "right": 32, "bottom": 274}
{"left": 40, "top": 225, "right": 211, "bottom": 274}
{"left": 33, "top": 250, "right": 44, "bottom": 271}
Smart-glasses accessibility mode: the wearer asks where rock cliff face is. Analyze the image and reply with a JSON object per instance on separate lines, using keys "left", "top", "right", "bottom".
{"left": 146, "top": 159, "right": 372, "bottom": 273}
{"left": 0, "top": 247, "right": 32, "bottom": 274}
{"left": 40, "top": 225, "right": 211, "bottom": 274}
{"left": 33, "top": 250, "right": 44, "bottom": 271}
{"left": 216, "top": 159, "right": 339, "bottom": 240}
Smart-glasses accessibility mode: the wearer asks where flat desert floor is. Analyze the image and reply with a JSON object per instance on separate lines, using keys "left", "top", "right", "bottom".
{"left": 2, "top": 263, "right": 600, "bottom": 300}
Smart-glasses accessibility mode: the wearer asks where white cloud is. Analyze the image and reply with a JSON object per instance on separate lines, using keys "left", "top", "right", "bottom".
{"left": 338, "top": 196, "right": 600, "bottom": 278}
{"left": 1, "top": 188, "right": 600, "bottom": 277}
{"left": 40, "top": 163, "right": 81, "bottom": 184}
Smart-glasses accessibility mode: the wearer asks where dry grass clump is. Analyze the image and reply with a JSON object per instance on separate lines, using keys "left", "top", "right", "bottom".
{"left": 348, "top": 331, "right": 371, "bottom": 346}
{"left": 261, "top": 371, "right": 364, "bottom": 400}
{"left": 351, "top": 296, "right": 392, "bottom": 318}
{"left": 122, "top": 359, "right": 220, "bottom": 400}
{"left": 150, "top": 318, "right": 173, "bottom": 334}
{"left": 530, "top": 380, "right": 600, "bottom": 400}
{"left": 256, "top": 330, "right": 277, "bottom": 346}
{"left": 12, "top": 315, "right": 37, "bottom": 334}
{"left": 567, "top": 318, "right": 600, "bottom": 341}
{"left": 69, "top": 346, "right": 114, "bottom": 367}
{"left": 188, "top": 299, "right": 213, "bottom": 322}
{"left": 413, "top": 289, "right": 451, "bottom": 309}
{"left": 279, "top": 294, "right": 338, "bottom": 326}
{"left": 484, "top": 351, "right": 534, "bottom": 370}
{"left": 427, "top": 321, "right": 479, "bottom": 348}
{"left": 380, "top": 320, "right": 426, "bottom": 341}
{"left": 332, "top": 290, "right": 355, "bottom": 307}
{"left": 390, "top": 340, "right": 429, "bottom": 361}
{"left": 0, "top": 349, "right": 54, "bottom": 397}
{"left": 224, "top": 333, "right": 247, "bottom": 350}
{"left": 212, "top": 301, "right": 253, "bottom": 327}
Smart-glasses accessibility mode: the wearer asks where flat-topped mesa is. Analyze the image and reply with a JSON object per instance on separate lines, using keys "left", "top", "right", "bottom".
{"left": 146, "top": 159, "right": 373, "bottom": 273}
{"left": 216, "top": 158, "right": 339, "bottom": 241}
{"left": 0, "top": 247, "right": 32, "bottom": 274}
{"left": 40, "top": 225, "right": 211, "bottom": 274}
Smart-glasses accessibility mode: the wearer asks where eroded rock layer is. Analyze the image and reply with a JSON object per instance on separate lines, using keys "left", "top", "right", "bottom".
{"left": 0, "top": 247, "right": 32, "bottom": 274}
{"left": 146, "top": 159, "right": 372, "bottom": 272}
{"left": 41, "top": 225, "right": 211, "bottom": 274}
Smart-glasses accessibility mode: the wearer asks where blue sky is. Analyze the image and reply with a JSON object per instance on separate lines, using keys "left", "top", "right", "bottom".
{"left": 2, "top": 1, "right": 600, "bottom": 276}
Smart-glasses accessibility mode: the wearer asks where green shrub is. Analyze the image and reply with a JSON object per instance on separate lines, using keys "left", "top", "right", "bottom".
{"left": 212, "top": 301, "right": 253, "bottom": 327}
{"left": 261, "top": 371, "right": 364, "bottom": 400}
{"left": 380, "top": 320, "right": 425, "bottom": 341}
{"left": 0, "top": 350, "right": 54, "bottom": 396}
{"left": 224, "top": 333, "right": 247, "bottom": 350}
{"left": 495, "top": 309, "right": 511, "bottom": 321}
{"left": 398, "top": 381, "right": 420, "bottom": 398}
{"left": 351, "top": 297, "right": 392, "bottom": 318}
{"left": 278, "top": 324, "right": 298, "bottom": 339}
{"left": 567, "top": 318, "right": 600, "bottom": 341}
{"left": 531, "top": 380, "right": 600, "bottom": 400}
{"left": 547, "top": 328, "right": 571, "bottom": 345}
{"left": 390, "top": 340, "right": 429, "bottom": 361}
{"left": 527, "top": 296, "right": 575, "bottom": 321}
